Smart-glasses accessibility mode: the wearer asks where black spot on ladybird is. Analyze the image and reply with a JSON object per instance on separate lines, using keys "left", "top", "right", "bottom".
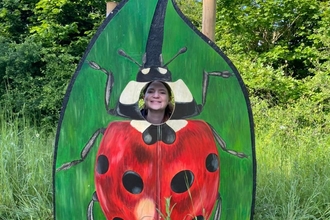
{"left": 96, "top": 155, "right": 109, "bottom": 174}
{"left": 206, "top": 153, "right": 219, "bottom": 172}
{"left": 171, "top": 170, "right": 194, "bottom": 193}
{"left": 122, "top": 171, "right": 144, "bottom": 194}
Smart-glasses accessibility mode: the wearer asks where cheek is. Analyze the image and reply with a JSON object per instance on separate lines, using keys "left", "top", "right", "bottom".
{"left": 160, "top": 93, "right": 168, "bottom": 101}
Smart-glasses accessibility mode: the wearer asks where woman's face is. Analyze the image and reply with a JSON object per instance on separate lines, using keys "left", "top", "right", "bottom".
{"left": 144, "top": 81, "right": 170, "bottom": 111}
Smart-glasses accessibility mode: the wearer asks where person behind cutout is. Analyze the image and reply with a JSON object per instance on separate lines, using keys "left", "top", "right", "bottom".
{"left": 141, "top": 81, "right": 174, "bottom": 124}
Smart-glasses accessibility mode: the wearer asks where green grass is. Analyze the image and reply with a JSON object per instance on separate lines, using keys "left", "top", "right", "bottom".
{"left": 253, "top": 97, "right": 330, "bottom": 220}
{"left": 1, "top": 96, "right": 329, "bottom": 220}
{"left": 0, "top": 111, "right": 54, "bottom": 220}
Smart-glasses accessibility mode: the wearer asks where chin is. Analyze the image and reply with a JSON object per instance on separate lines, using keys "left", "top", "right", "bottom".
{"left": 150, "top": 107, "right": 165, "bottom": 111}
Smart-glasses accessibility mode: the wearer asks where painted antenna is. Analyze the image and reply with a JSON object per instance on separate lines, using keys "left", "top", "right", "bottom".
{"left": 118, "top": 50, "right": 142, "bottom": 68}
{"left": 163, "top": 47, "right": 187, "bottom": 67}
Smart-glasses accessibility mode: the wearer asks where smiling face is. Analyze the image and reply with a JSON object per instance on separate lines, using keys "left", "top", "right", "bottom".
{"left": 143, "top": 81, "right": 170, "bottom": 112}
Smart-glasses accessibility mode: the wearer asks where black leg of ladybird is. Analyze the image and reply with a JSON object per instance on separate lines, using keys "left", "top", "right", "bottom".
{"left": 56, "top": 128, "right": 106, "bottom": 171}
{"left": 87, "top": 192, "right": 98, "bottom": 220}
{"left": 87, "top": 61, "right": 117, "bottom": 115}
{"left": 214, "top": 194, "right": 222, "bottom": 220}
{"left": 200, "top": 70, "right": 232, "bottom": 111}
{"left": 208, "top": 123, "right": 248, "bottom": 158}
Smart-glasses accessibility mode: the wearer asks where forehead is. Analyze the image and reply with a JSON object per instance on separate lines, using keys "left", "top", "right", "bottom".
{"left": 146, "top": 81, "right": 167, "bottom": 90}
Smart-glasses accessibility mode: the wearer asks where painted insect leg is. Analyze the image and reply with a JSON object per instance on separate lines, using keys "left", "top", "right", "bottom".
{"left": 87, "top": 192, "right": 99, "bottom": 220}
{"left": 214, "top": 195, "right": 222, "bottom": 220}
{"left": 200, "top": 70, "right": 232, "bottom": 111}
{"left": 56, "top": 128, "right": 106, "bottom": 171}
{"left": 208, "top": 123, "right": 248, "bottom": 158}
{"left": 87, "top": 61, "right": 117, "bottom": 115}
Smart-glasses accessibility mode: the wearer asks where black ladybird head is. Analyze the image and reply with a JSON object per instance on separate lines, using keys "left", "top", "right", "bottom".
{"left": 118, "top": 47, "right": 187, "bottom": 82}
{"left": 137, "top": 65, "right": 171, "bottom": 82}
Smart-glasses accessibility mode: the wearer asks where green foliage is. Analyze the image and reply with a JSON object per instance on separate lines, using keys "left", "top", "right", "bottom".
{"left": 0, "top": 37, "right": 77, "bottom": 125}
{"left": 0, "top": 37, "right": 43, "bottom": 119}
{"left": 31, "top": 0, "right": 106, "bottom": 56}
{"left": 215, "top": 0, "right": 327, "bottom": 79}
{"left": 0, "top": 0, "right": 107, "bottom": 126}
{"left": 228, "top": 54, "right": 304, "bottom": 105}
{"left": 38, "top": 48, "right": 78, "bottom": 125}
{"left": 0, "top": 0, "right": 38, "bottom": 41}
{"left": 227, "top": 52, "right": 330, "bottom": 114}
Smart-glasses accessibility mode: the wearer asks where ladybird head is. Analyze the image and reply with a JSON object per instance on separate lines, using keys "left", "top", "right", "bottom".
{"left": 118, "top": 47, "right": 187, "bottom": 82}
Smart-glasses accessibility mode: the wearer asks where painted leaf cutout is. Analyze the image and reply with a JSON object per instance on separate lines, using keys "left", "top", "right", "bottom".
{"left": 54, "top": 0, "right": 256, "bottom": 219}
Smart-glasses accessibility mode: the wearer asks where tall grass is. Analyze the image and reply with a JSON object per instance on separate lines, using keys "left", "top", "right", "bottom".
{"left": 1, "top": 96, "right": 329, "bottom": 220}
{"left": 0, "top": 111, "right": 53, "bottom": 220}
{"left": 253, "top": 97, "right": 330, "bottom": 220}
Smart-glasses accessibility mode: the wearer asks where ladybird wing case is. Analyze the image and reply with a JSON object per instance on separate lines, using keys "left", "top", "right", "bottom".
{"left": 53, "top": 0, "right": 256, "bottom": 219}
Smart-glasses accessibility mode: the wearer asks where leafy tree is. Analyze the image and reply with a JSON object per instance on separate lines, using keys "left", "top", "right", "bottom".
{"left": 1, "top": 37, "right": 43, "bottom": 117}
{"left": 176, "top": 0, "right": 203, "bottom": 30}
{"left": 0, "top": 0, "right": 107, "bottom": 125}
{"left": 0, "top": 0, "right": 39, "bottom": 42}
{"left": 200, "top": 0, "right": 330, "bottom": 107}
{"left": 215, "top": 0, "right": 324, "bottom": 78}
{"left": 30, "top": 0, "right": 106, "bottom": 56}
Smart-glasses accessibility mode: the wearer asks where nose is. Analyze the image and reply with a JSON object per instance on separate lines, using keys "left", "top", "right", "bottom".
{"left": 153, "top": 91, "right": 160, "bottom": 98}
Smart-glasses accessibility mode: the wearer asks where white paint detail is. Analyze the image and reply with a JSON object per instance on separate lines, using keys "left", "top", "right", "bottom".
{"left": 166, "top": 119, "right": 188, "bottom": 131}
{"left": 119, "top": 81, "right": 147, "bottom": 104}
{"left": 157, "top": 67, "right": 167, "bottom": 74}
{"left": 130, "top": 119, "right": 188, "bottom": 132}
{"left": 141, "top": 68, "right": 150, "bottom": 74}
{"left": 170, "top": 79, "right": 193, "bottom": 102}
{"left": 130, "top": 120, "right": 151, "bottom": 133}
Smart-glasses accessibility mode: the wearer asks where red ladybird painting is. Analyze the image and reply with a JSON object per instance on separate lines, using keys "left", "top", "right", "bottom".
{"left": 53, "top": 0, "right": 256, "bottom": 219}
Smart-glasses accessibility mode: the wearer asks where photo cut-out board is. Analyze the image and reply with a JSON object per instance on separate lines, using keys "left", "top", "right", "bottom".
{"left": 53, "top": 0, "right": 256, "bottom": 219}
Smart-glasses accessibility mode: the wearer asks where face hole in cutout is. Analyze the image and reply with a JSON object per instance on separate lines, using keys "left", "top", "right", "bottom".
{"left": 171, "top": 170, "right": 194, "bottom": 193}
{"left": 96, "top": 155, "right": 109, "bottom": 174}
{"left": 139, "top": 80, "right": 175, "bottom": 124}
{"left": 122, "top": 171, "right": 144, "bottom": 194}
{"left": 205, "top": 153, "right": 219, "bottom": 172}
